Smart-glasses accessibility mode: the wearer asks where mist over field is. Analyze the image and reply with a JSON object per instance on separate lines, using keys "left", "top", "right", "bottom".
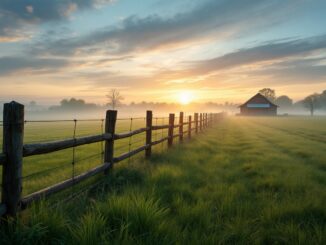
{"left": 2, "top": 95, "right": 326, "bottom": 121}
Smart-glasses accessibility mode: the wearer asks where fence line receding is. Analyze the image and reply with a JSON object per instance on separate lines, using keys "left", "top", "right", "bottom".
{"left": 0, "top": 101, "right": 225, "bottom": 218}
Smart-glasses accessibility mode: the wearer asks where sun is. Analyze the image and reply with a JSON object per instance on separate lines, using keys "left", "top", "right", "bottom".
{"left": 179, "top": 91, "right": 192, "bottom": 105}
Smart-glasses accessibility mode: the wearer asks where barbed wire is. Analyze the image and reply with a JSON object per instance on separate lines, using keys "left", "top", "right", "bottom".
{"left": 129, "top": 137, "right": 145, "bottom": 146}
{"left": 22, "top": 162, "right": 71, "bottom": 180}
{"left": 116, "top": 117, "right": 145, "bottom": 121}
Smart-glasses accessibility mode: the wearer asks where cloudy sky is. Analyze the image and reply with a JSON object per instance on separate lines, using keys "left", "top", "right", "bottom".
{"left": 0, "top": 0, "right": 326, "bottom": 105}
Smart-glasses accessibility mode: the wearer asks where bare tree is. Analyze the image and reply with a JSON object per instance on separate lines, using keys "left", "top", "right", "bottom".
{"left": 106, "top": 89, "right": 124, "bottom": 109}
{"left": 259, "top": 88, "right": 276, "bottom": 102}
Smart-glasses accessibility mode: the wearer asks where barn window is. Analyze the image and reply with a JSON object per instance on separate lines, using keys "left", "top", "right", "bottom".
{"left": 247, "top": 104, "right": 271, "bottom": 108}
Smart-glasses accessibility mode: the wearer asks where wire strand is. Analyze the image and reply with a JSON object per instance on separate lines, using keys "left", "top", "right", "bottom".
{"left": 72, "top": 120, "right": 77, "bottom": 182}
{"left": 128, "top": 118, "right": 133, "bottom": 165}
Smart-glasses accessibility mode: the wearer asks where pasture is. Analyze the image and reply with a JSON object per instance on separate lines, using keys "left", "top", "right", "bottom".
{"left": 1, "top": 116, "right": 326, "bottom": 244}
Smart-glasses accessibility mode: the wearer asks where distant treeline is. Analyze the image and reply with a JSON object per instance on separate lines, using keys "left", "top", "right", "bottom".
{"left": 49, "top": 98, "right": 97, "bottom": 111}
{"left": 45, "top": 98, "right": 239, "bottom": 113}
{"left": 258, "top": 88, "right": 326, "bottom": 115}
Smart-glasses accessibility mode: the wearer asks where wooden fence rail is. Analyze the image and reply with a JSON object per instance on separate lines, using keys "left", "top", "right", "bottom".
{"left": 0, "top": 101, "right": 225, "bottom": 218}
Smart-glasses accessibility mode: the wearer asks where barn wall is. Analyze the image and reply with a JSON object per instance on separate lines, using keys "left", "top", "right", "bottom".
{"left": 240, "top": 107, "right": 277, "bottom": 116}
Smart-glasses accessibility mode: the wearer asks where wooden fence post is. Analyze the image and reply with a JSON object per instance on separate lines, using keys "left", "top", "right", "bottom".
{"left": 104, "top": 110, "right": 117, "bottom": 174}
{"left": 145, "top": 110, "right": 152, "bottom": 158}
{"left": 179, "top": 112, "right": 183, "bottom": 143}
{"left": 205, "top": 113, "right": 208, "bottom": 128}
{"left": 195, "top": 113, "right": 198, "bottom": 134}
{"left": 2, "top": 101, "right": 24, "bottom": 217}
{"left": 203, "top": 113, "right": 206, "bottom": 129}
{"left": 200, "top": 113, "right": 203, "bottom": 131}
{"left": 188, "top": 115, "right": 192, "bottom": 139}
{"left": 168, "top": 113, "right": 175, "bottom": 148}
{"left": 203, "top": 113, "right": 205, "bottom": 129}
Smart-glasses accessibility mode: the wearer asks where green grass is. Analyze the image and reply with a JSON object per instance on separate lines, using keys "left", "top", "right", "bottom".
{"left": 1, "top": 116, "right": 326, "bottom": 244}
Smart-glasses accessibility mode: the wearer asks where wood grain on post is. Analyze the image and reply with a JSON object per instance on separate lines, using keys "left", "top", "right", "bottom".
{"left": 168, "top": 113, "right": 175, "bottom": 148}
{"left": 206, "top": 113, "right": 208, "bottom": 128}
{"left": 2, "top": 101, "right": 24, "bottom": 217}
{"left": 145, "top": 110, "right": 152, "bottom": 158}
{"left": 188, "top": 115, "right": 192, "bottom": 139}
{"left": 179, "top": 112, "right": 184, "bottom": 143}
{"left": 104, "top": 110, "right": 117, "bottom": 174}
{"left": 203, "top": 113, "right": 205, "bottom": 129}
{"left": 200, "top": 113, "right": 203, "bottom": 131}
{"left": 23, "top": 134, "right": 112, "bottom": 157}
{"left": 195, "top": 113, "right": 198, "bottom": 134}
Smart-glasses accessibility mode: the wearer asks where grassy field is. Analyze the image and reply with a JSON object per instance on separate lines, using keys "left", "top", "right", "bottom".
{"left": 0, "top": 116, "right": 326, "bottom": 244}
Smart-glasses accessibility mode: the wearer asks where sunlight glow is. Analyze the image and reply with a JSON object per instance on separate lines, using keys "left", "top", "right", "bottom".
{"left": 179, "top": 91, "right": 193, "bottom": 105}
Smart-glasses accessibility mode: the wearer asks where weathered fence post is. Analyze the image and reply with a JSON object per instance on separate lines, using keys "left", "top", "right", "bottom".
{"left": 195, "top": 113, "right": 198, "bottom": 134}
{"left": 202, "top": 113, "right": 205, "bottom": 129}
{"left": 168, "top": 113, "right": 175, "bottom": 148}
{"left": 2, "top": 101, "right": 24, "bottom": 217}
{"left": 179, "top": 112, "right": 183, "bottom": 143}
{"left": 188, "top": 115, "right": 192, "bottom": 139}
{"left": 200, "top": 113, "right": 203, "bottom": 131}
{"left": 104, "top": 110, "right": 117, "bottom": 174}
{"left": 205, "top": 113, "right": 208, "bottom": 128}
{"left": 145, "top": 110, "right": 152, "bottom": 158}
{"left": 203, "top": 113, "right": 206, "bottom": 129}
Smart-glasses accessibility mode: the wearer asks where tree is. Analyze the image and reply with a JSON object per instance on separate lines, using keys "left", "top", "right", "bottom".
{"left": 275, "top": 95, "right": 293, "bottom": 108}
{"left": 106, "top": 89, "right": 124, "bottom": 109}
{"left": 259, "top": 88, "right": 276, "bottom": 102}
{"left": 49, "top": 98, "right": 97, "bottom": 111}
{"left": 302, "top": 93, "right": 321, "bottom": 116}
{"left": 319, "top": 90, "right": 326, "bottom": 110}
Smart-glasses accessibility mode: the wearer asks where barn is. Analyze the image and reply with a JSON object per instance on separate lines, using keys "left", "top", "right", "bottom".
{"left": 239, "top": 93, "right": 278, "bottom": 116}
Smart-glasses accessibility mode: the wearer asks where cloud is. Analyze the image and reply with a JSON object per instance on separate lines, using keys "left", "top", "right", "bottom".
{"left": 188, "top": 34, "right": 326, "bottom": 74}
{"left": 0, "top": 0, "right": 113, "bottom": 41}
{"left": 248, "top": 58, "right": 326, "bottom": 83}
{"left": 0, "top": 56, "right": 68, "bottom": 75}
{"left": 32, "top": 0, "right": 300, "bottom": 56}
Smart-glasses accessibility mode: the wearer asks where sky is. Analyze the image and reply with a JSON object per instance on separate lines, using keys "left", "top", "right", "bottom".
{"left": 0, "top": 0, "right": 326, "bottom": 105}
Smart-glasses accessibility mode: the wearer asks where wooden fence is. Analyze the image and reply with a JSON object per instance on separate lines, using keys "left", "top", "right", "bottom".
{"left": 0, "top": 101, "right": 224, "bottom": 217}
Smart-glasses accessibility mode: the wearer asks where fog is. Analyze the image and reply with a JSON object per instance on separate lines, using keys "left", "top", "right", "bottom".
{"left": 1, "top": 90, "right": 326, "bottom": 121}
{"left": 1, "top": 102, "right": 326, "bottom": 122}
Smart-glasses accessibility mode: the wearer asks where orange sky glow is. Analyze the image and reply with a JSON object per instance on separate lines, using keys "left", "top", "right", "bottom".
{"left": 0, "top": 0, "right": 326, "bottom": 106}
